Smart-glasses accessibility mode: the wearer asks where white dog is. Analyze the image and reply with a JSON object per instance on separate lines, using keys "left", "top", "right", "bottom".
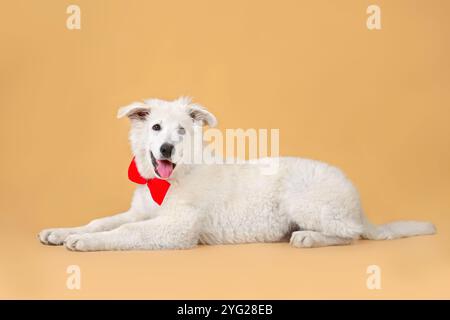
{"left": 39, "top": 97, "right": 436, "bottom": 251}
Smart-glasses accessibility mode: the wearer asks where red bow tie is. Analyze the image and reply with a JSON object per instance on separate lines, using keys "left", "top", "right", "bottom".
{"left": 128, "top": 157, "right": 170, "bottom": 205}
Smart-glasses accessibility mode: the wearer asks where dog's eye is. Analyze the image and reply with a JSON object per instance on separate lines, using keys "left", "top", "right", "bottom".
{"left": 178, "top": 127, "right": 185, "bottom": 135}
{"left": 152, "top": 124, "right": 161, "bottom": 131}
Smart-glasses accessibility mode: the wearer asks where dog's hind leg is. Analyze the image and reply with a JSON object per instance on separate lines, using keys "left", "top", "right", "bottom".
{"left": 290, "top": 230, "right": 353, "bottom": 248}
{"left": 283, "top": 170, "right": 365, "bottom": 247}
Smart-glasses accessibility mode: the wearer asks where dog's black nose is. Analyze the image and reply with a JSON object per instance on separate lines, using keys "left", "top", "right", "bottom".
{"left": 160, "top": 143, "right": 174, "bottom": 158}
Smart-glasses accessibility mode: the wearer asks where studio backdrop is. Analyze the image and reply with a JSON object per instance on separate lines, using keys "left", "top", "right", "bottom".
{"left": 0, "top": 0, "right": 449, "bottom": 299}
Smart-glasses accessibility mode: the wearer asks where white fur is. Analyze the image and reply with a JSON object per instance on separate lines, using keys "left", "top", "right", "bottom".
{"left": 38, "top": 97, "right": 436, "bottom": 251}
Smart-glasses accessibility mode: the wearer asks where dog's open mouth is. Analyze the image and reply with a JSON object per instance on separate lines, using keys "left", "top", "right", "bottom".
{"left": 151, "top": 152, "right": 176, "bottom": 179}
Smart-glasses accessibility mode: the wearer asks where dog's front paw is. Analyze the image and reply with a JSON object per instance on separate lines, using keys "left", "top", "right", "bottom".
{"left": 39, "top": 228, "right": 78, "bottom": 245}
{"left": 64, "top": 234, "right": 101, "bottom": 252}
{"left": 290, "top": 231, "right": 316, "bottom": 248}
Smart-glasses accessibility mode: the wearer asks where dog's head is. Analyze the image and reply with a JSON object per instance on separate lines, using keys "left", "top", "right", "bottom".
{"left": 118, "top": 97, "right": 216, "bottom": 180}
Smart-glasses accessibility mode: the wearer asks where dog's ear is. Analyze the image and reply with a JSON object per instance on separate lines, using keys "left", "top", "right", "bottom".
{"left": 117, "top": 102, "right": 151, "bottom": 121}
{"left": 188, "top": 104, "right": 217, "bottom": 127}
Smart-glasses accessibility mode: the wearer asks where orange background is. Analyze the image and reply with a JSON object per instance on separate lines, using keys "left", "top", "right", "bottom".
{"left": 0, "top": 0, "right": 449, "bottom": 299}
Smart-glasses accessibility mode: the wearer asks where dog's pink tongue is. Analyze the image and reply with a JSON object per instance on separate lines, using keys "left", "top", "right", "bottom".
{"left": 156, "top": 160, "right": 173, "bottom": 178}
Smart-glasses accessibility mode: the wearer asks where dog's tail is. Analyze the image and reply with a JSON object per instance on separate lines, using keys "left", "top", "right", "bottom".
{"left": 361, "top": 216, "right": 436, "bottom": 240}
